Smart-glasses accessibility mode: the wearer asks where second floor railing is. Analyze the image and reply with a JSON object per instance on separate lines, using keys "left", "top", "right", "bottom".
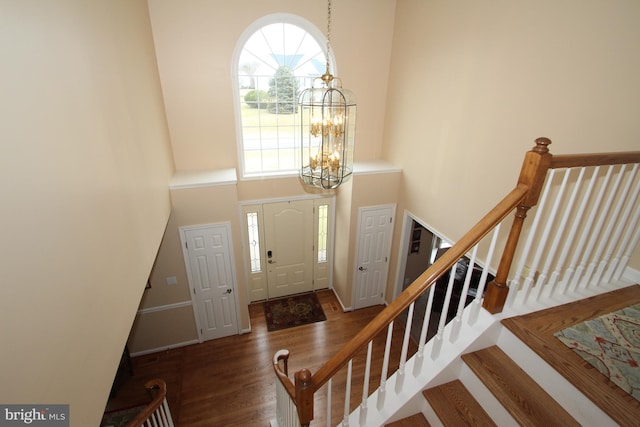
{"left": 273, "top": 138, "right": 640, "bottom": 426}
{"left": 125, "top": 379, "right": 174, "bottom": 427}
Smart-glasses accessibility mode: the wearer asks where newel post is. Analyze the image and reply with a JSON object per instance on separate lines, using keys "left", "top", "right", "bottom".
{"left": 483, "top": 137, "right": 553, "bottom": 313}
{"left": 294, "top": 369, "right": 314, "bottom": 427}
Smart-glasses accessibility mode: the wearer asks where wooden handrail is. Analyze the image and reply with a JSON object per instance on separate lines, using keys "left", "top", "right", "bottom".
{"left": 483, "top": 141, "right": 640, "bottom": 313}
{"left": 550, "top": 151, "right": 640, "bottom": 169}
{"left": 273, "top": 350, "right": 296, "bottom": 400}
{"left": 125, "top": 379, "right": 169, "bottom": 427}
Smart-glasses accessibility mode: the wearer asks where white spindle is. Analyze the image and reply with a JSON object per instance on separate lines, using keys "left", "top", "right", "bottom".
{"left": 592, "top": 164, "right": 638, "bottom": 285}
{"left": 395, "top": 302, "right": 414, "bottom": 393}
{"left": 450, "top": 246, "right": 477, "bottom": 342}
{"left": 326, "top": 378, "right": 332, "bottom": 427}
{"left": 614, "top": 212, "right": 640, "bottom": 280}
{"left": 565, "top": 166, "right": 611, "bottom": 291}
{"left": 343, "top": 360, "right": 353, "bottom": 427}
{"left": 582, "top": 165, "right": 627, "bottom": 287}
{"left": 275, "top": 376, "right": 301, "bottom": 427}
{"left": 472, "top": 225, "right": 500, "bottom": 316}
{"left": 559, "top": 166, "right": 600, "bottom": 292}
{"left": 359, "top": 341, "right": 373, "bottom": 426}
{"left": 431, "top": 265, "right": 456, "bottom": 359}
{"left": 547, "top": 167, "right": 586, "bottom": 296}
{"left": 531, "top": 168, "right": 571, "bottom": 301}
{"left": 413, "top": 286, "right": 435, "bottom": 376}
{"left": 376, "top": 322, "right": 394, "bottom": 410}
{"left": 517, "top": 169, "right": 555, "bottom": 304}
{"left": 604, "top": 170, "right": 640, "bottom": 282}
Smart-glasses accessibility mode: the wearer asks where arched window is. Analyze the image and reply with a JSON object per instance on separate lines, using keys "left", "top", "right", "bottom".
{"left": 233, "top": 14, "right": 333, "bottom": 178}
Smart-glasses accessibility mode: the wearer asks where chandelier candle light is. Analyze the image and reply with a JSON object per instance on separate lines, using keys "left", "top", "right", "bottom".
{"left": 299, "top": 0, "right": 356, "bottom": 189}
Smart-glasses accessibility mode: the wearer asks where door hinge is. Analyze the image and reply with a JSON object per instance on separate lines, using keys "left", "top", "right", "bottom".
{"left": 389, "top": 217, "right": 392, "bottom": 223}
{"left": 385, "top": 256, "right": 388, "bottom": 262}
{"left": 193, "top": 288, "right": 196, "bottom": 295}
{"left": 185, "top": 241, "right": 188, "bottom": 249}
{"left": 200, "top": 328, "right": 203, "bottom": 334}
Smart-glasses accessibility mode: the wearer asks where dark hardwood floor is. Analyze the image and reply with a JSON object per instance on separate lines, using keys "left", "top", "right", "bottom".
{"left": 105, "top": 289, "right": 417, "bottom": 426}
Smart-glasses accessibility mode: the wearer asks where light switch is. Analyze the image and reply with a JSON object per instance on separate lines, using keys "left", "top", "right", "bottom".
{"left": 166, "top": 276, "right": 177, "bottom": 286}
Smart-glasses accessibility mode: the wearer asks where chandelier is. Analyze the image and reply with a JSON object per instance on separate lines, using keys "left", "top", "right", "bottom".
{"left": 299, "top": 0, "right": 356, "bottom": 189}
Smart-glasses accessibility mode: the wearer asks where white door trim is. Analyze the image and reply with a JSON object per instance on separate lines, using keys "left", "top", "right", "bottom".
{"left": 180, "top": 222, "right": 241, "bottom": 342}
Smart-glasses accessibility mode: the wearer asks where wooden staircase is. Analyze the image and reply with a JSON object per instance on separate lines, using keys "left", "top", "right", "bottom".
{"left": 387, "top": 285, "right": 640, "bottom": 427}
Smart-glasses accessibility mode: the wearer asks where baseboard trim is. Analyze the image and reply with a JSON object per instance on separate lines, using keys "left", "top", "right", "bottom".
{"left": 137, "top": 300, "right": 192, "bottom": 315}
{"left": 130, "top": 339, "right": 200, "bottom": 357}
{"left": 623, "top": 265, "right": 640, "bottom": 283}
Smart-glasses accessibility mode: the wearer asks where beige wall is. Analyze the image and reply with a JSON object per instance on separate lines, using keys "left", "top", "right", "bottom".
{"left": 0, "top": 1, "right": 174, "bottom": 425}
{"left": 147, "top": 0, "right": 396, "bottom": 170}
{"left": 382, "top": 0, "right": 640, "bottom": 291}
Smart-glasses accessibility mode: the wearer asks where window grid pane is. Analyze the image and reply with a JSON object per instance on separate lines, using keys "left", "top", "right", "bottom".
{"left": 246, "top": 212, "right": 262, "bottom": 272}
{"left": 238, "top": 21, "right": 327, "bottom": 177}
{"left": 317, "top": 204, "right": 328, "bottom": 263}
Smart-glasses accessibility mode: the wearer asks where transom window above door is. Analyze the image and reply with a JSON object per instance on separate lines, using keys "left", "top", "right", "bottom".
{"left": 233, "top": 14, "right": 334, "bottom": 178}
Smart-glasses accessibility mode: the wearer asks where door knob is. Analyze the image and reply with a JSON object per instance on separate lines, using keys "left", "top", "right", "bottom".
{"left": 358, "top": 266, "right": 367, "bottom": 271}
{"left": 226, "top": 289, "right": 232, "bottom": 294}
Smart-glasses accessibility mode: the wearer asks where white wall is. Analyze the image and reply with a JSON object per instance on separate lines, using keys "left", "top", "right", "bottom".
{"left": 0, "top": 1, "right": 174, "bottom": 425}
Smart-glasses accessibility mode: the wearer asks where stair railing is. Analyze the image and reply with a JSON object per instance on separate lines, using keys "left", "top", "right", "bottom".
{"left": 501, "top": 145, "right": 640, "bottom": 311}
{"left": 273, "top": 138, "right": 640, "bottom": 426}
{"left": 125, "top": 379, "right": 174, "bottom": 427}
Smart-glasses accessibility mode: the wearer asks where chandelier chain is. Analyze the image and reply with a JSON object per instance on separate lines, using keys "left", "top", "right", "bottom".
{"left": 326, "top": 0, "right": 332, "bottom": 72}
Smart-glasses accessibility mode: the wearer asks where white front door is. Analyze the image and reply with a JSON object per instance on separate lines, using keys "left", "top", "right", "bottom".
{"left": 354, "top": 205, "right": 395, "bottom": 309}
{"left": 263, "top": 200, "right": 314, "bottom": 298}
{"left": 183, "top": 223, "right": 239, "bottom": 341}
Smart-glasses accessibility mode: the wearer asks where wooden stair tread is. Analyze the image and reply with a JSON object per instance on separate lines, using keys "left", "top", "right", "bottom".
{"left": 423, "top": 380, "right": 496, "bottom": 426}
{"left": 461, "top": 345, "right": 579, "bottom": 427}
{"left": 385, "top": 413, "right": 431, "bottom": 427}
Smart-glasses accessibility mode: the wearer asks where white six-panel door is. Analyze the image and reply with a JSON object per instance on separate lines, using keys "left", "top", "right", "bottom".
{"left": 183, "top": 223, "right": 239, "bottom": 341}
{"left": 354, "top": 205, "right": 395, "bottom": 309}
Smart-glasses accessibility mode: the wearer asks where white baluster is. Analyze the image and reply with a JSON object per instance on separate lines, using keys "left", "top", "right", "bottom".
{"left": 343, "top": 360, "right": 352, "bottom": 427}
{"left": 604, "top": 169, "right": 640, "bottom": 282}
{"left": 376, "top": 322, "right": 394, "bottom": 410}
{"left": 547, "top": 167, "right": 585, "bottom": 296}
{"left": 592, "top": 164, "right": 638, "bottom": 285}
{"left": 582, "top": 165, "right": 627, "bottom": 287}
{"left": 326, "top": 378, "right": 332, "bottom": 427}
{"left": 474, "top": 225, "right": 500, "bottom": 314}
{"left": 450, "top": 246, "right": 477, "bottom": 342}
{"left": 431, "top": 265, "right": 455, "bottom": 359}
{"left": 413, "top": 286, "right": 435, "bottom": 376}
{"left": 575, "top": 165, "right": 621, "bottom": 289}
{"left": 518, "top": 169, "right": 554, "bottom": 304}
{"left": 531, "top": 168, "right": 571, "bottom": 301}
{"left": 395, "top": 302, "right": 414, "bottom": 393}
{"left": 359, "top": 341, "right": 373, "bottom": 426}
{"left": 566, "top": 166, "right": 610, "bottom": 292}
{"left": 559, "top": 167, "right": 599, "bottom": 291}
{"left": 613, "top": 212, "right": 640, "bottom": 280}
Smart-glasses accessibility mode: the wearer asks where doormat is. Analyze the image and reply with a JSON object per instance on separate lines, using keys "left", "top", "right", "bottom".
{"left": 263, "top": 292, "right": 327, "bottom": 332}
{"left": 554, "top": 303, "right": 640, "bottom": 401}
